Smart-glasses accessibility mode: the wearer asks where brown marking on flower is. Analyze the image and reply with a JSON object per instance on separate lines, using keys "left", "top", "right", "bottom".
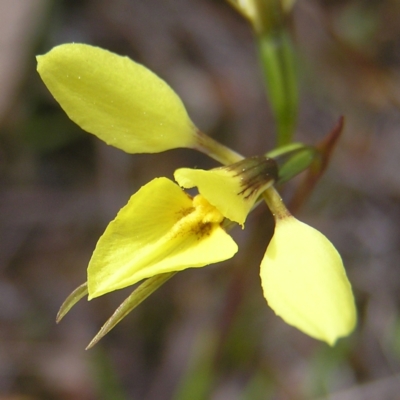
{"left": 176, "top": 206, "right": 195, "bottom": 219}
{"left": 192, "top": 221, "right": 213, "bottom": 239}
{"left": 228, "top": 156, "right": 278, "bottom": 199}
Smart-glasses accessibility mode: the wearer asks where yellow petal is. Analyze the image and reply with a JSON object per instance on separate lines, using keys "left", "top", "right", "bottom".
{"left": 37, "top": 43, "right": 197, "bottom": 153}
{"left": 175, "top": 168, "right": 246, "bottom": 225}
{"left": 175, "top": 157, "right": 276, "bottom": 227}
{"left": 260, "top": 217, "right": 356, "bottom": 345}
{"left": 88, "top": 177, "right": 237, "bottom": 299}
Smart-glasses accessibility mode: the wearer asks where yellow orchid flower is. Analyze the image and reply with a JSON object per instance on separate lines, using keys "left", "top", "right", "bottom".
{"left": 55, "top": 157, "right": 276, "bottom": 348}
{"left": 37, "top": 43, "right": 356, "bottom": 347}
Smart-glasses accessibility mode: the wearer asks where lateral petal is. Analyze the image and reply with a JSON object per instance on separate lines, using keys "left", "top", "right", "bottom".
{"left": 37, "top": 43, "right": 197, "bottom": 153}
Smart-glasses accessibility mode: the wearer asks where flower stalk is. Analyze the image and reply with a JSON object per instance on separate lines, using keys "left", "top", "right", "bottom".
{"left": 194, "top": 130, "right": 244, "bottom": 165}
{"left": 262, "top": 186, "right": 291, "bottom": 220}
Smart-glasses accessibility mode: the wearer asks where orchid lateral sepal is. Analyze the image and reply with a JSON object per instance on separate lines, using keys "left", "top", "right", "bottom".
{"left": 86, "top": 272, "right": 175, "bottom": 349}
{"left": 56, "top": 282, "right": 88, "bottom": 323}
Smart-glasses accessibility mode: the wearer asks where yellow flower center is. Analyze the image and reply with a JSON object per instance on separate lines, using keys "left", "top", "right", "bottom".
{"left": 170, "top": 194, "right": 224, "bottom": 240}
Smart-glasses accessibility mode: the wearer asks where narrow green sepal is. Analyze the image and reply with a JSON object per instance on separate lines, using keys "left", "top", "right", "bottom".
{"left": 86, "top": 273, "right": 175, "bottom": 349}
{"left": 56, "top": 282, "right": 88, "bottom": 323}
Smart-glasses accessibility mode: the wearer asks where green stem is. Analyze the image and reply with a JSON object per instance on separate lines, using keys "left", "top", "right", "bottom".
{"left": 262, "top": 186, "right": 291, "bottom": 220}
{"left": 194, "top": 130, "right": 244, "bottom": 165}
{"left": 258, "top": 29, "right": 298, "bottom": 146}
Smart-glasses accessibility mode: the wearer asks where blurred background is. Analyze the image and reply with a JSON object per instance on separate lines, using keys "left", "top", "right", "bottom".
{"left": 1, "top": 0, "right": 400, "bottom": 399}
